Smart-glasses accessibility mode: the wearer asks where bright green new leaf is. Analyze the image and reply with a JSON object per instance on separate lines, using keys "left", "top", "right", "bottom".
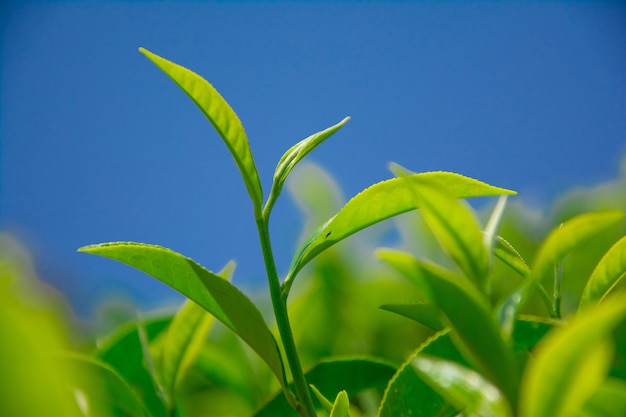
{"left": 520, "top": 294, "right": 626, "bottom": 417}
{"left": 284, "top": 171, "right": 516, "bottom": 295}
{"left": 530, "top": 210, "right": 624, "bottom": 293}
{"left": 137, "top": 315, "right": 169, "bottom": 409}
{"left": 255, "top": 358, "right": 395, "bottom": 417}
{"left": 63, "top": 353, "right": 150, "bottom": 417}
{"left": 412, "top": 355, "right": 513, "bottom": 417}
{"left": 266, "top": 117, "right": 350, "bottom": 215}
{"left": 139, "top": 48, "right": 263, "bottom": 216}
{"left": 330, "top": 391, "right": 351, "bottom": 417}
{"left": 401, "top": 179, "right": 490, "bottom": 287}
{"left": 79, "top": 242, "right": 288, "bottom": 397}
{"left": 379, "top": 303, "right": 445, "bottom": 331}
{"left": 378, "top": 330, "right": 465, "bottom": 417}
{"left": 494, "top": 236, "right": 530, "bottom": 278}
{"left": 379, "top": 250, "right": 519, "bottom": 407}
{"left": 159, "top": 261, "right": 235, "bottom": 403}
{"left": 580, "top": 235, "right": 626, "bottom": 308}
{"left": 483, "top": 196, "right": 509, "bottom": 259}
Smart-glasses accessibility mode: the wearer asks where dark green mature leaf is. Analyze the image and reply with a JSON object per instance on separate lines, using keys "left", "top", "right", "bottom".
{"left": 266, "top": 117, "right": 350, "bottom": 214}
{"left": 378, "top": 250, "right": 519, "bottom": 407}
{"left": 255, "top": 358, "right": 396, "bottom": 417}
{"left": 378, "top": 330, "right": 464, "bottom": 417}
{"left": 412, "top": 355, "right": 513, "bottom": 417}
{"left": 139, "top": 48, "right": 263, "bottom": 216}
{"left": 520, "top": 294, "right": 626, "bottom": 417}
{"left": 96, "top": 316, "right": 171, "bottom": 417}
{"left": 580, "top": 235, "right": 626, "bottom": 308}
{"left": 402, "top": 179, "right": 489, "bottom": 287}
{"left": 379, "top": 303, "right": 444, "bottom": 331}
{"left": 63, "top": 353, "right": 150, "bottom": 417}
{"left": 284, "top": 172, "right": 516, "bottom": 295}
{"left": 510, "top": 315, "right": 556, "bottom": 352}
{"left": 330, "top": 391, "right": 351, "bottom": 417}
{"left": 79, "top": 242, "right": 289, "bottom": 397}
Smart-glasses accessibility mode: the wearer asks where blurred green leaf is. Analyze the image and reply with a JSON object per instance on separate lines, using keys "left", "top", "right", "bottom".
{"left": 267, "top": 117, "right": 350, "bottom": 214}
{"left": 330, "top": 391, "right": 351, "bottom": 417}
{"left": 96, "top": 316, "right": 170, "bottom": 417}
{"left": 310, "top": 385, "right": 334, "bottom": 413}
{"left": 379, "top": 250, "right": 519, "bottom": 407}
{"left": 159, "top": 261, "right": 235, "bottom": 404}
{"left": 510, "top": 315, "right": 556, "bottom": 352}
{"left": 255, "top": 358, "right": 395, "bottom": 417}
{"left": 79, "top": 242, "right": 288, "bottom": 396}
{"left": 483, "top": 196, "right": 509, "bottom": 259}
{"left": 529, "top": 211, "right": 624, "bottom": 299}
{"left": 401, "top": 179, "right": 489, "bottom": 287}
{"left": 580, "top": 235, "right": 626, "bottom": 308}
{"left": 378, "top": 330, "right": 464, "bottom": 417}
{"left": 581, "top": 378, "right": 626, "bottom": 417}
{"left": 412, "top": 355, "right": 513, "bottom": 417}
{"left": 63, "top": 353, "right": 150, "bottom": 417}
{"left": 379, "top": 303, "right": 444, "bottom": 332}
{"left": 285, "top": 171, "right": 516, "bottom": 295}
{"left": 520, "top": 294, "right": 626, "bottom": 417}
{"left": 139, "top": 47, "right": 263, "bottom": 216}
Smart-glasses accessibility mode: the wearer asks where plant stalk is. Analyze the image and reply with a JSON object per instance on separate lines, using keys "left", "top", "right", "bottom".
{"left": 256, "top": 217, "right": 317, "bottom": 417}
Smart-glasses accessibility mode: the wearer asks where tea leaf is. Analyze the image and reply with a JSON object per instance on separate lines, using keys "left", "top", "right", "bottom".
{"left": 581, "top": 378, "right": 626, "bottom": 417}
{"left": 159, "top": 261, "right": 234, "bottom": 402}
{"left": 403, "top": 180, "right": 489, "bottom": 287}
{"left": 379, "top": 303, "right": 444, "bottom": 331}
{"left": 62, "top": 353, "right": 150, "bottom": 417}
{"left": 79, "top": 242, "right": 288, "bottom": 396}
{"left": 255, "top": 358, "right": 395, "bottom": 417}
{"left": 412, "top": 355, "right": 513, "bottom": 417}
{"left": 266, "top": 117, "right": 350, "bottom": 215}
{"left": 520, "top": 295, "right": 626, "bottom": 417}
{"left": 285, "top": 172, "right": 515, "bottom": 295}
{"left": 530, "top": 211, "right": 624, "bottom": 294}
{"left": 580, "top": 235, "right": 626, "bottom": 308}
{"left": 330, "top": 391, "right": 351, "bottom": 417}
{"left": 310, "top": 385, "right": 334, "bottom": 413}
{"left": 510, "top": 315, "right": 556, "bottom": 352}
{"left": 483, "top": 196, "right": 509, "bottom": 258}
{"left": 494, "top": 236, "right": 530, "bottom": 278}
{"left": 379, "top": 250, "right": 519, "bottom": 406}
{"left": 378, "top": 330, "right": 464, "bottom": 417}
{"left": 139, "top": 48, "right": 263, "bottom": 216}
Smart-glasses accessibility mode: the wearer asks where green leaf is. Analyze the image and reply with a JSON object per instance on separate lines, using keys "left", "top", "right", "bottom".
{"left": 529, "top": 211, "right": 624, "bottom": 296}
{"left": 401, "top": 178, "right": 490, "bottom": 287}
{"left": 378, "top": 250, "right": 519, "bottom": 407}
{"left": 255, "top": 358, "right": 396, "bottom": 417}
{"left": 139, "top": 48, "right": 263, "bottom": 216}
{"left": 483, "top": 196, "right": 509, "bottom": 259}
{"left": 330, "top": 391, "right": 351, "bottom": 417}
{"left": 79, "top": 242, "right": 288, "bottom": 396}
{"left": 62, "top": 353, "right": 150, "bottom": 417}
{"left": 378, "top": 330, "right": 465, "bottom": 417}
{"left": 412, "top": 355, "right": 513, "bottom": 417}
{"left": 581, "top": 378, "right": 626, "bottom": 417}
{"left": 520, "top": 294, "right": 626, "bottom": 417}
{"left": 159, "top": 261, "right": 234, "bottom": 403}
{"left": 96, "top": 316, "right": 171, "bottom": 417}
{"left": 379, "top": 303, "right": 444, "bottom": 331}
{"left": 580, "top": 235, "right": 626, "bottom": 308}
{"left": 310, "top": 385, "right": 334, "bottom": 413}
{"left": 494, "top": 236, "right": 530, "bottom": 278}
{"left": 284, "top": 171, "right": 516, "bottom": 295}
{"left": 266, "top": 117, "right": 350, "bottom": 215}
{"left": 510, "top": 315, "right": 556, "bottom": 352}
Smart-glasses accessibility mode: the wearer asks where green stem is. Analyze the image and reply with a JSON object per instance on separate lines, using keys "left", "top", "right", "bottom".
{"left": 256, "top": 216, "right": 317, "bottom": 417}
{"left": 553, "top": 262, "right": 563, "bottom": 319}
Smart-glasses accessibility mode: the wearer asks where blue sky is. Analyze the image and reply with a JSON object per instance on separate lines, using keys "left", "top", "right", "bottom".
{"left": 2, "top": 1, "right": 625, "bottom": 317}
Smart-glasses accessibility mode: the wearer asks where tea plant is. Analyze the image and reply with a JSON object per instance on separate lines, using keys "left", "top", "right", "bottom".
{"left": 69, "top": 48, "right": 626, "bottom": 417}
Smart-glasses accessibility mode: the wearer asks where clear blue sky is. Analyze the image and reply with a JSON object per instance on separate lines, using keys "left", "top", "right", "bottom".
{"left": 2, "top": 1, "right": 625, "bottom": 317}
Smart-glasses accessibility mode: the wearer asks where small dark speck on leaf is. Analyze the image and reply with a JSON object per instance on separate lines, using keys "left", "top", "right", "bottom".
{"left": 325, "top": 232, "right": 332, "bottom": 238}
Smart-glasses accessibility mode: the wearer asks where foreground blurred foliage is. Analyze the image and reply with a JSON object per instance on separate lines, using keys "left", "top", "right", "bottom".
{"left": 2, "top": 160, "right": 625, "bottom": 416}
